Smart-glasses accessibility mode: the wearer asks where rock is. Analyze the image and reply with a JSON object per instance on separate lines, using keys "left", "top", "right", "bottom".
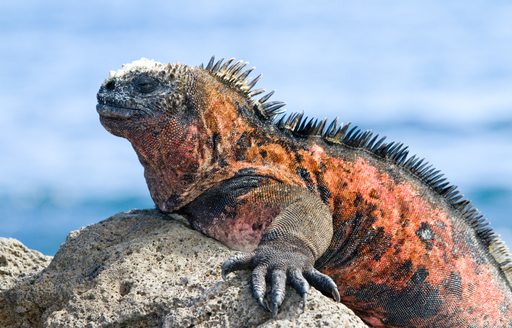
{"left": 0, "top": 237, "right": 52, "bottom": 291}
{"left": 0, "top": 210, "right": 367, "bottom": 327}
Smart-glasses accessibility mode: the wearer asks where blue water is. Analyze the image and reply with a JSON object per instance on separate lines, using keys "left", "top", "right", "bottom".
{"left": 0, "top": 1, "right": 511, "bottom": 255}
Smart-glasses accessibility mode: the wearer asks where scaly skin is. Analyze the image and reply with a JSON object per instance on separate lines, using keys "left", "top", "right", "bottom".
{"left": 97, "top": 58, "right": 512, "bottom": 327}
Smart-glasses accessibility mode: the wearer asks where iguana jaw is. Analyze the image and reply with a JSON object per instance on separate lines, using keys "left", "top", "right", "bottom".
{"left": 96, "top": 103, "right": 147, "bottom": 119}
{"left": 96, "top": 100, "right": 150, "bottom": 138}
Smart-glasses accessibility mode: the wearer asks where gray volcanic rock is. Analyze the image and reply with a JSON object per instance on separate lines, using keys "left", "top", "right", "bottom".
{"left": 0, "top": 237, "right": 51, "bottom": 291}
{"left": 0, "top": 210, "right": 367, "bottom": 327}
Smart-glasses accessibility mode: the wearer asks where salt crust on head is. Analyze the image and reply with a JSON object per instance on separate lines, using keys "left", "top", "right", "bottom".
{"left": 108, "top": 58, "right": 162, "bottom": 79}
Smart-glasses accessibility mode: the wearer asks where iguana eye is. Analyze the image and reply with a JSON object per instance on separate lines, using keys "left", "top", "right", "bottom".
{"left": 134, "top": 75, "right": 158, "bottom": 94}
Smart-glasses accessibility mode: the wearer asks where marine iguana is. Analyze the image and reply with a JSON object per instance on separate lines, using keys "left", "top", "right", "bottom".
{"left": 96, "top": 57, "right": 512, "bottom": 327}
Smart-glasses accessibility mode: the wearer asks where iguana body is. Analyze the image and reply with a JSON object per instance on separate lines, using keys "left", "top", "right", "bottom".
{"left": 97, "top": 57, "right": 512, "bottom": 327}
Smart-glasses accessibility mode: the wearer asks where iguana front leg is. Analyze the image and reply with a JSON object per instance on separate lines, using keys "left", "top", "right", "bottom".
{"left": 222, "top": 189, "right": 340, "bottom": 316}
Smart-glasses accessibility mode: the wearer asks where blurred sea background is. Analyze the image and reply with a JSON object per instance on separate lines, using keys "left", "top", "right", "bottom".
{"left": 0, "top": 1, "right": 511, "bottom": 255}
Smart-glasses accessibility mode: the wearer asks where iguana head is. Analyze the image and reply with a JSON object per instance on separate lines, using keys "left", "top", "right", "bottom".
{"left": 97, "top": 57, "right": 286, "bottom": 211}
{"left": 97, "top": 58, "right": 192, "bottom": 138}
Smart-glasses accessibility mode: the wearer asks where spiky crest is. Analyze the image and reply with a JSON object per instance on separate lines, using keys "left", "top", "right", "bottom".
{"left": 199, "top": 56, "right": 512, "bottom": 285}
{"left": 200, "top": 56, "right": 286, "bottom": 121}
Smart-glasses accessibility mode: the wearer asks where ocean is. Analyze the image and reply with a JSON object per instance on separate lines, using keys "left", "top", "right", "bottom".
{"left": 0, "top": 0, "right": 511, "bottom": 255}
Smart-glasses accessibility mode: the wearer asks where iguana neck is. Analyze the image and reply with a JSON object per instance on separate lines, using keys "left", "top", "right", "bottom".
{"left": 130, "top": 76, "right": 293, "bottom": 211}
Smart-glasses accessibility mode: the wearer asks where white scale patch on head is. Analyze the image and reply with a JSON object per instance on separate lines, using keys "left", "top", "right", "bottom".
{"left": 107, "top": 58, "right": 163, "bottom": 79}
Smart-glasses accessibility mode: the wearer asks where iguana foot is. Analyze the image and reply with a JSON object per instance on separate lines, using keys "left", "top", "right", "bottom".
{"left": 222, "top": 240, "right": 340, "bottom": 317}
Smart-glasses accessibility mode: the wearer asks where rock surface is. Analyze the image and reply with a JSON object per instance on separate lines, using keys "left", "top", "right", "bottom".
{"left": 0, "top": 210, "right": 367, "bottom": 327}
{"left": 0, "top": 237, "right": 51, "bottom": 291}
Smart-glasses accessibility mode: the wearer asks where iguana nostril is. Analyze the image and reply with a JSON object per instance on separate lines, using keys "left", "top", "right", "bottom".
{"left": 105, "top": 79, "right": 115, "bottom": 90}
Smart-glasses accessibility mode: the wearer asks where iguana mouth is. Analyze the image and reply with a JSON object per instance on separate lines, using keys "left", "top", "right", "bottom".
{"left": 96, "top": 103, "right": 144, "bottom": 119}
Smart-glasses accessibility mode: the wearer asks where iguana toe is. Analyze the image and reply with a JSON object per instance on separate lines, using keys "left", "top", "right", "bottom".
{"left": 221, "top": 253, "right": 253, "bottom": 280}
{"left": 304, "top": 268, "right": 340, "bottom": 302}
{"left": 288, "top": 268, "right": 310, "bottom": 312}
{"left": 270, "top": 269, "right": 287, "bottom": 317}
{"left": 251, "top": 264, "right": 269, "bottom": 310}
